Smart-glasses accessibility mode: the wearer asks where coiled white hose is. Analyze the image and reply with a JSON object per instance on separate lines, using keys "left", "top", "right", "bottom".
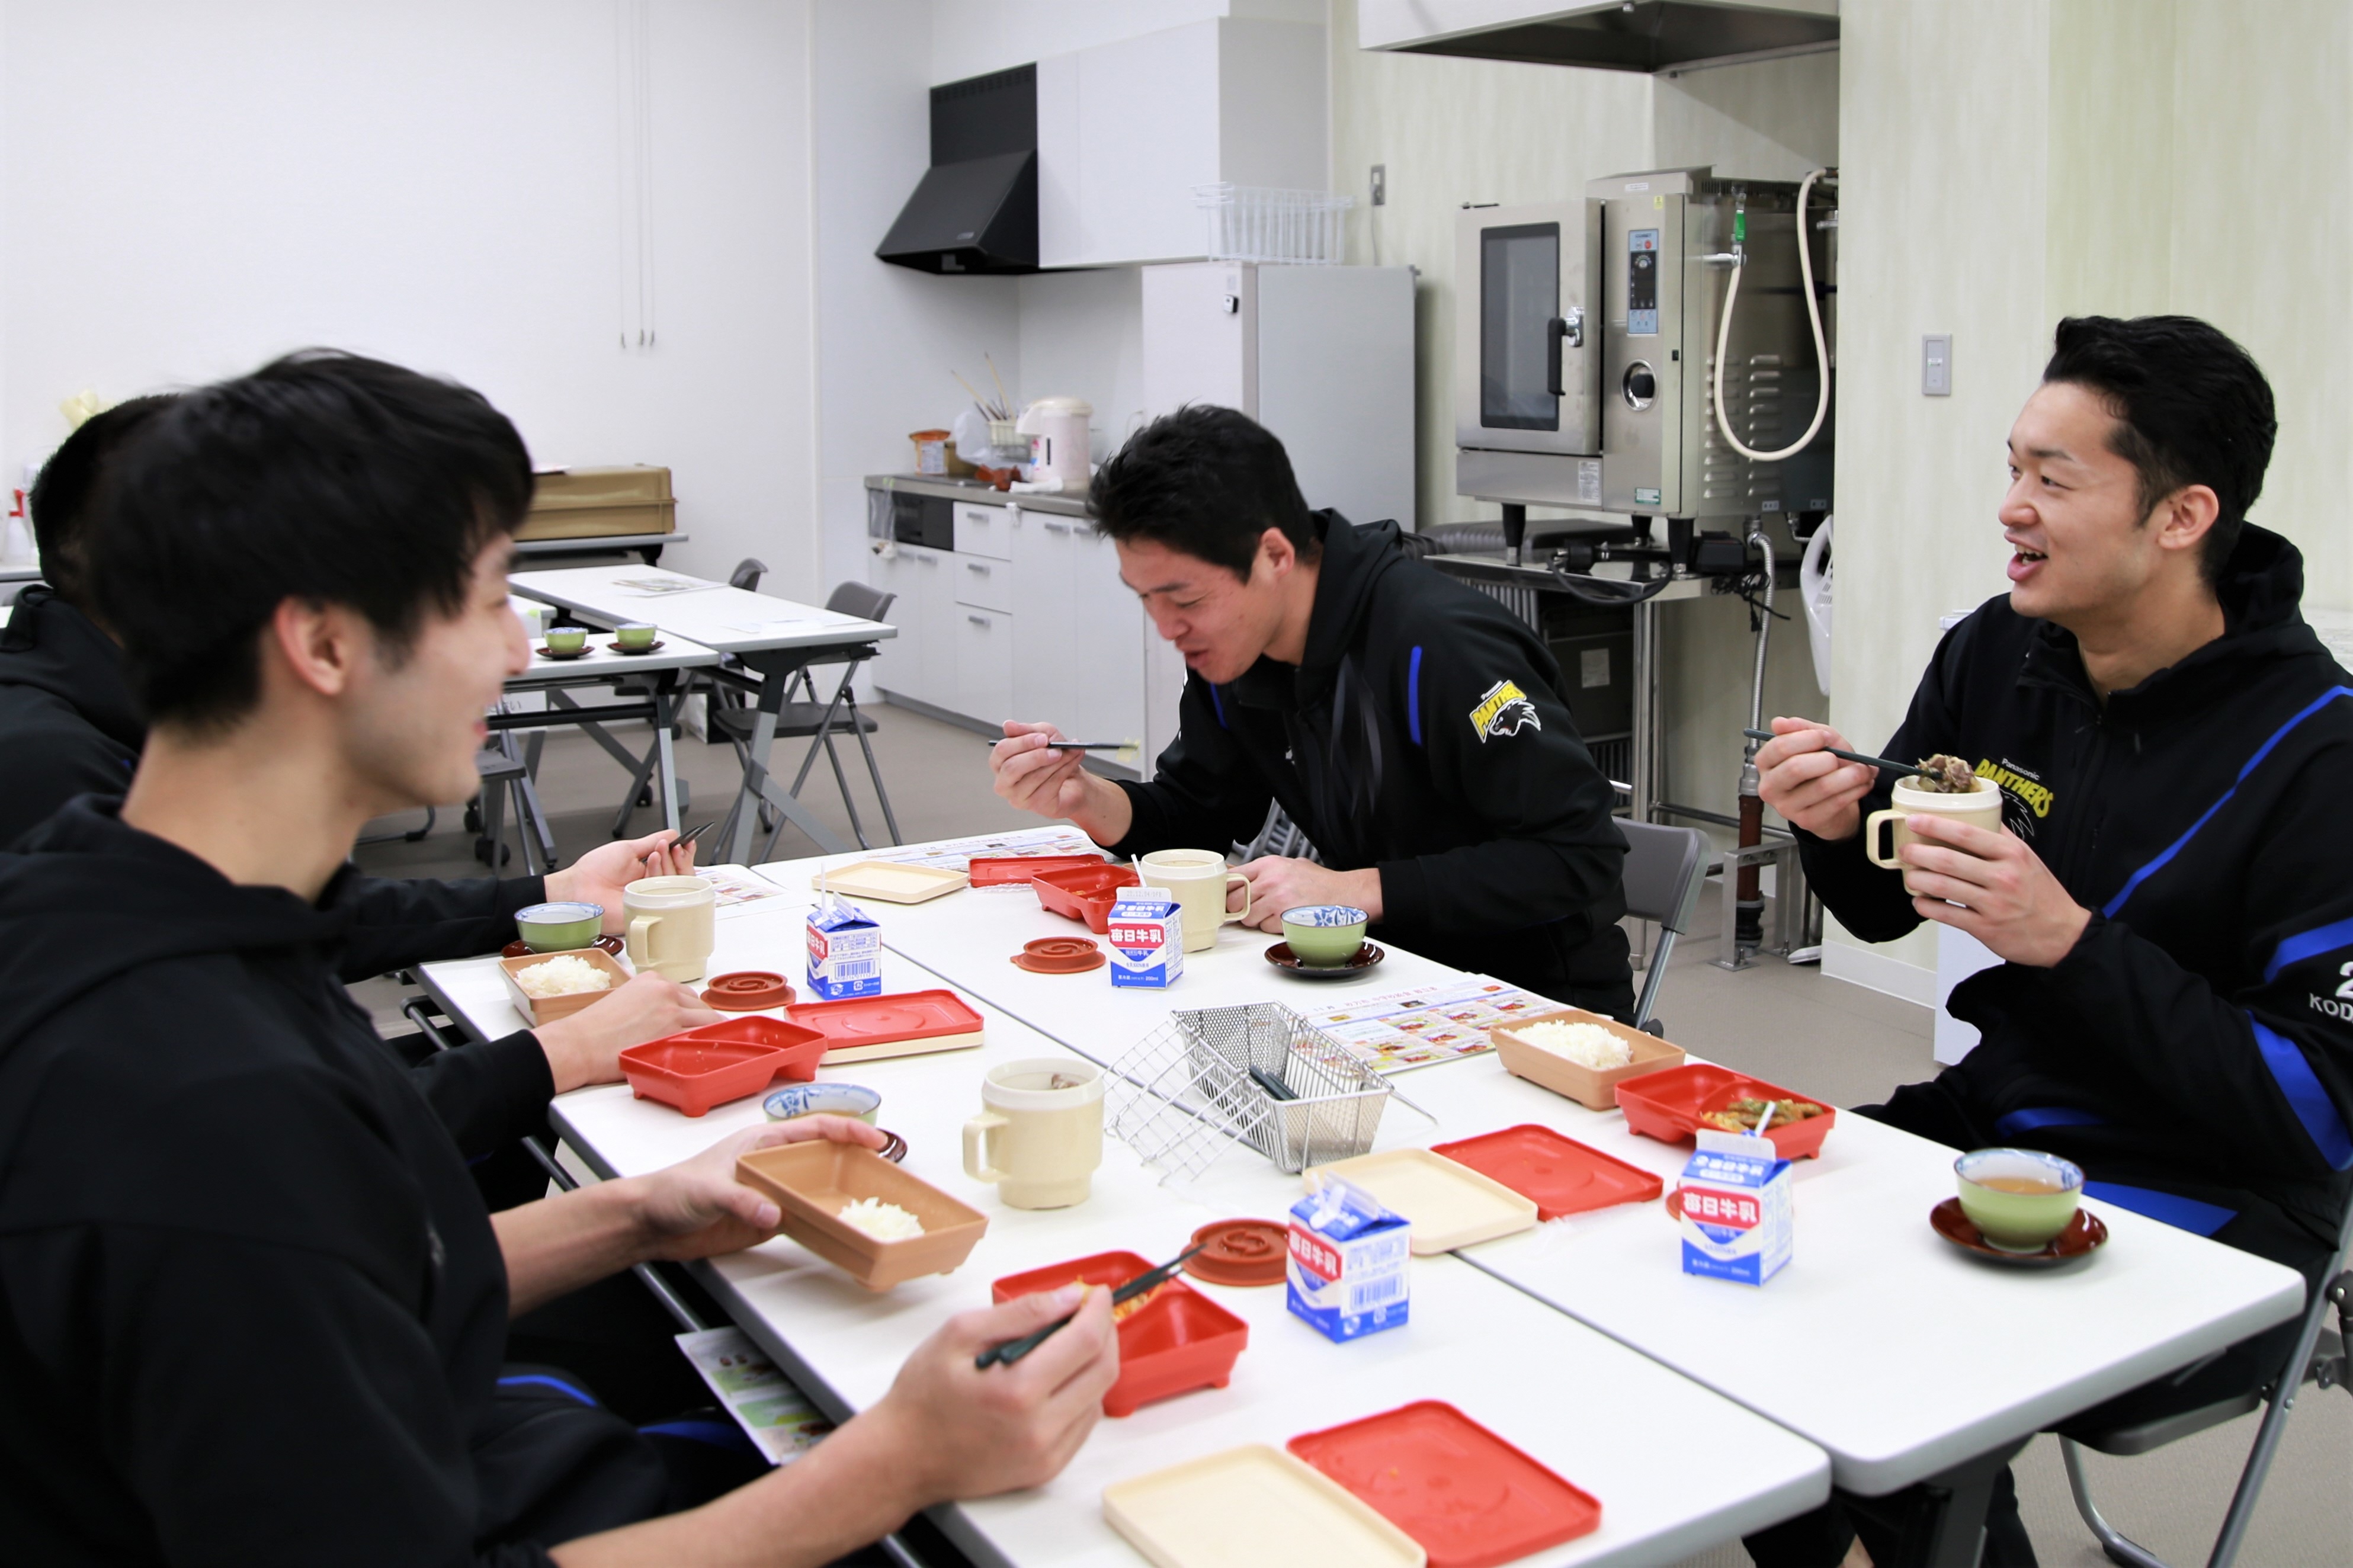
{"left": 1711, "top": 167, "right": 1831, "bottom": 463}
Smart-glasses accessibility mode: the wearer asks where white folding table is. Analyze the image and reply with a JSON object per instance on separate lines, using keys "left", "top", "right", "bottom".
{"left": 508, "top": 566, "right": 896, "bottom": 861}
{"left": 416, "top": 866, "right": 1831, "bottom": 1568}
{"left": 497, "top": 631, "right": 720, "bottom": 842}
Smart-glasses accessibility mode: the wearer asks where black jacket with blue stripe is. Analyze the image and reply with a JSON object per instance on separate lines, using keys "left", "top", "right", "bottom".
{"left": 1108, "top": 512, "right": 1633, "bottom": 1010}
{"left": 1800, "top": 526, "right": 2353, "bottom": 1273}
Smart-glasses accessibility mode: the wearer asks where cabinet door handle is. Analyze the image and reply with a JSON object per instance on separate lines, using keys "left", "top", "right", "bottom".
{"left": 967, "top": 562, "right": 988, "bottom": 573}
{"left": 967, "top": 614, "right": 990, "bottom": 628}
{"left": 1043, "top": 520, "right": 1069, "bottom": 534}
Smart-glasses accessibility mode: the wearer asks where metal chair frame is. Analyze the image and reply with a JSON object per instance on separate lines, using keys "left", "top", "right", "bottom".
{"left": 1616, "top": 819, "right": 1710, "bottom": 1034}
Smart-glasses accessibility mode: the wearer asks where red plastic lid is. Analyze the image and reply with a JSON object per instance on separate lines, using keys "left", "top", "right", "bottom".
{"left": 1012, "top": 937, "right": 1105, "bottom": 974}
{"left": 967, "top": 852, "right": 1108, "bottom": 886}
{"left": 1429, "top": 1126, "right": 1662, "bottom": 1221}
{"left": 783, "top": 988, "right": 983, "bottom": 1041}
{"left": 1287, "top": 1401, "right": 1601, "bottom": 1568}
{"left": 1184, "top": 1219, "right": 1289, "bottom": 1286}
{"left": 702, "top": 971, "right": 796, "bottom": 1011}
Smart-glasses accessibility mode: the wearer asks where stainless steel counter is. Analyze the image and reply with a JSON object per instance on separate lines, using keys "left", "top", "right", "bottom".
{"left": 864, "top": 473, "right": 1092, "bottom": 519}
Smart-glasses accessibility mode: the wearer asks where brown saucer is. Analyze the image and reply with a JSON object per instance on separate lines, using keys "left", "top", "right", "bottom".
{"left": 1012, "top": 937, "right": 1105, "bottom": 974}
{"left": 604, "top": 639, "right": 665, "bottom": 655}
{"left": 1264, "top": 941, "right": 1384, "bottom": 979}
{"left": 502, "top": 934, "right": 626, "bottom": 960}
{"left": 1184, "top": 1219, "right": 1289, "bottom": 1287}
{"left": 1930, "top": 1197, "right": 2108, "bottom": 1265}
{"left": 536, "top": 644, "right": 593, "bottom": 660}
{"left": 702, "top": 971, "right": 796, "bottom": 1011}
{"left": 876, "top": 1128, "right": 909, "bottom": 1164}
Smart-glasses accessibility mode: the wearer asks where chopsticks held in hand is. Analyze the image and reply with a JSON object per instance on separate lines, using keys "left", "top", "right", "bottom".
{"left": 975, "top": 1245, "right": 1206, "bottom": 1371}
{"left": 1741, "top": 728, "right": 1928, "bottom": 781}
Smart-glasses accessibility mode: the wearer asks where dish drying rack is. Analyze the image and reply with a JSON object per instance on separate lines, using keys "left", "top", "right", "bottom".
{"left": 1104, "top": 1003, "right": 1409, "bottom": 1184}
{"left": 1194, "top": 184, "right": 1353, "bottom": 265}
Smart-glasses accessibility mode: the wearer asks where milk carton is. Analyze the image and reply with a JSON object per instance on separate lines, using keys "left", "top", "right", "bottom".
{"left": 1675, "top": 1129, "right": 1794, "bottom": 1286}
{"left": 1286, "top": 1176, "right": 1410, "bottom": 1342}
{"left": 805, "top": 898, "right": 881, "bottom": 1000}
{"left": 1105, "top": 894, "right": 1183, "bottom": 989}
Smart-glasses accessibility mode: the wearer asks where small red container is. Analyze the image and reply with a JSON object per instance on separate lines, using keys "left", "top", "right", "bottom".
{"left": 1288, "top": 1401, "right": 1601, "bottom": 1568}
{"left": 1030, "top": 864, "right": 1142, "bottom": 934}
{"left": 1431, "top": 1125, "right": 1662, "bottom": 1220}
{"left": 992, "top": 1250, "right": 1249, "bottom": 1418}
{"left": 1615, "top": 1063, "right": 1838, "bottom": 1159}
{"left": 967, "top": 853, "right": 1108, "bottom": 886}
{"left": 620, "top": 1016, "right": 831, "bottom": 1117}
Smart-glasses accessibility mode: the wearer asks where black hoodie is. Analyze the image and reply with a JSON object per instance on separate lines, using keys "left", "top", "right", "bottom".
{"left": 1801, "top": 526, "right": 2353, "bottom": 1272}
{"left": 1109, "top": 512, "right": 1631, "bottom": 1009}
{"left": 0, "top": 799, "right": 587, "bottom": 1564}
{"left": 0, "top": 586, "right": 555, "bottom": 1157}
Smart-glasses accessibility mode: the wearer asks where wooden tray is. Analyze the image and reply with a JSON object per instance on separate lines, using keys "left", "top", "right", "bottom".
{"left": 809, "top": 860, "right": 967, "bottom": 904}
{"left": 1309, "top": 1148, "right": 1539, "bottom": 1255}
{"left": 1104, "top": 1445, "right": 1425, "bottom": 1568}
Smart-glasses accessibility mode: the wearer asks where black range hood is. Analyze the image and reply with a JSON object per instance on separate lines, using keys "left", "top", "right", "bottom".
{"left": 877, "top": 63, "right": 1038, "bottom": 275}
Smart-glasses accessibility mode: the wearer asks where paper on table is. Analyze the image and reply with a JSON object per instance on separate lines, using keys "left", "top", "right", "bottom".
{"left": 608, "top": 573, "right": 721, "bottom": 598}
{"left": 674, "top": 1327, "right": 832, "bottom": 1466}
{"left": 856, "top": 825, "right": 1104, "bottom": 877}
{"left": 1307, "top": 976, "right": 1554, "bottom": 1074}
{"left": 698, "top": 864, "right": 796, "bottom": 914}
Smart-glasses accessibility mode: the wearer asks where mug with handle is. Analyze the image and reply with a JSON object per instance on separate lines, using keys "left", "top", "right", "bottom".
{"left": 1137, "top": 848, "right": 1253, "bottom": 953}
{"left": 623, "top": 874, "right": 717, "bottom": 983}
{"left": 962, "top": 1057, "right": 1105, "bottom": 1210}
{"left": 1865, "top": 780, "right": 2003, "bottom": 895}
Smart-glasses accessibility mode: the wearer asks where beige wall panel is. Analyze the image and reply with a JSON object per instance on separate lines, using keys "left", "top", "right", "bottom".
{"left": 2045, "top": 0, "right": 2176, "bottom": 318}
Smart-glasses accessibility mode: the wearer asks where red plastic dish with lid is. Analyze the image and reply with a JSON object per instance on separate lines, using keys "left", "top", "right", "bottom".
{"left": 1430, "top": 1124, "right": 1663, "bottom": 1220}
{"left": 619, "top": 1016, "right": 831, "bottom": 1117}
{"left": 1029, "top": 864, "right": 1142, "bottom": 934}
{"left": 991, "top": 1250, "right": 1248, "bottom": 1418}
{"left": 1614, "top": 1063, "right": 1838, "bottom": 1159}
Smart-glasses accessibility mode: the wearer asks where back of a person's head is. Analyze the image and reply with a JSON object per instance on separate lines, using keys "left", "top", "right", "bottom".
{"left": 2042, "top": 315, "right": 2277, "bottom": 582}
{"left": 92, "top": 350, "right": 534, "bottom": 733}
{"left": 27, "top": 394, "right": 179, "bottom": 611}
{"left": 1090, "top": 405, "right": 1317, "bottom": 579}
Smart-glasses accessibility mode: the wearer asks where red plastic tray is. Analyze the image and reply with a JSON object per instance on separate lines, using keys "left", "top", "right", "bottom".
{"left": 1431, "top": 1125, "right": 1663, "bottom": 1220}
{"left": 1287, "top": 1400, "right": 1601, "bottom": 1568}
{"left": 620, "top": 1016, "right": 831, "bottom": 1117}
{"left": 992, "top": 1250, "right": 1249, "bottom": 1418}
{"left": 1614, "top": 1063, "right": 1838, "bottom": 1159}
{"left": 1030, "top": 863, "right": 1142, "bottom": 934}
{"left": 782, "top": 989, "right": 983, "bottom": 1045}
{"left": 967, "top": 852, "right": 1108, "bottom": 886}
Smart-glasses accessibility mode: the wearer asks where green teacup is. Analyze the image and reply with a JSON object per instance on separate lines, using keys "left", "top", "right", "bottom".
{"left": 544, "top": 627, "right": 587, "bottom": 655}
{"left": 1956, "top": 1147, "right": 2083, "bottom": 1252}
{"left": 616, "top": 622, "right": 657, "bottom": 650}
{"left": 515, "top": 901, "right": 604, "bottom": 954}
{"left": 1280, "top": 904, "right": 1369, "bottom": 966}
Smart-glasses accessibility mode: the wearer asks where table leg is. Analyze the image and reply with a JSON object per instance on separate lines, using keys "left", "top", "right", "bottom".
{"left": 722, "top": 677, "right": 847, "bottom": 862}
{"left": 653, "top": 679, "right": 682, "bottom": 835}
{"left": 1880, "top": 1437, "right": 2031, "bottom": 1568}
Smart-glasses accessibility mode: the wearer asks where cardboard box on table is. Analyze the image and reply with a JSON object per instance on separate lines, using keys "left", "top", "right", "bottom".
{"left": 520, "top": 465, "right": 676, "bottom": 540}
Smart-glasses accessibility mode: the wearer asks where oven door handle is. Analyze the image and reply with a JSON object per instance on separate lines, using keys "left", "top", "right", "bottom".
{"left": 1546, "top": 307, "right": 1583, "bottom": 397}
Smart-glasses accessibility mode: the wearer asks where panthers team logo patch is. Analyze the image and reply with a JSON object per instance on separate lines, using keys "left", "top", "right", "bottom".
{"left": 1469, "top": 679, "right": 1541, "bottom": 742}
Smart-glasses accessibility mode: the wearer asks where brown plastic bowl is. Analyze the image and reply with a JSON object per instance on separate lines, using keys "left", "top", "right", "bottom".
{"left": 702, "top": 971, "right": 796, "bottom": 1011}
{"left": 1491, "top": 1006, "right": 1686, "bottom": 1111}
{"left": 498, "top": 947, "right": 633, "bottom": 1026}
{"left": 736, "top": 1141, "right": 989, "bottom": 1291}
{"left": 1012, "top": 937, "right": 1105, "bottom": 974}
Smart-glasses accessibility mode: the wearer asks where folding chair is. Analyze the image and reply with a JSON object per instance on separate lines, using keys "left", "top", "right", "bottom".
{"left": 473, "top": 742, "right": 553, "bottom": 873}
{"left": 1617, "top": 819, "right": 1709, "bottom": 1036}
{"left": 2054, "top": 1189, "right": 2352, "bottom": 1568}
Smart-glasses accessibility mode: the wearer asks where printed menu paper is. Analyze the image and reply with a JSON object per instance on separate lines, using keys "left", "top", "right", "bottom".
{"left": 699, "top": 864, "right": 796, "bottom": 914}
{"left": 1303, "top": 976, "right": 1554, "bottom": 1074}
{"left": 674, "top": 1327, "right": 832, "bottom": 1466}
{"left": 861, "top": 825, "right": 1105, "bottom": 878}
{"left": 608, "top": 572, "right": 720, "bottom": 598}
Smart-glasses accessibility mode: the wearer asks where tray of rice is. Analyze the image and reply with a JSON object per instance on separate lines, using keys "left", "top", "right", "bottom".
{"left": 1489, "top": 1007, "right": 1684, "bottom": 1112}
{"left": 498, "top": 947, "right": 632, "bottom": 1026}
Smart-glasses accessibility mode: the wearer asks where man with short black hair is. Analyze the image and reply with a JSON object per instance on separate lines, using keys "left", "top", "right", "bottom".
{"left": 0, "top": 351, "right": 1118, "bottom": 1565}
{"left": 1751, "top": 315, "right": 2353, "bottom": 1567}
{"left": 990, "top": 404, "right": 1632, "bottom": 1014}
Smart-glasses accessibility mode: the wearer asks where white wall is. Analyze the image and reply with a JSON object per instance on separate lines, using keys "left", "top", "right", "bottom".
{"left": 929, "top": 0, "right": 1320, "bottom": 86}
{"left": 1, "top": 0, "right": 823, "bottom": 595}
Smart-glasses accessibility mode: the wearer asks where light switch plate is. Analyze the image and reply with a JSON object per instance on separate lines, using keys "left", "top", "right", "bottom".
{"left": 1922, "top": 334, "right": 1953, "bottom": 396}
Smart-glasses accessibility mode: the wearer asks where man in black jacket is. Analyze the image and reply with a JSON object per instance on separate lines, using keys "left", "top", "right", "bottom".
{"left": 1752, "top": 316, "right": 2353, "bottom": 1567}
{"left": 0, "top": 351, "right": 1118, "bottom": 1566}
{"left": 0, "top": 395, "right": 719, "bottom": 1163}
{"left": 989, "top": 406, "right": 1631, "bottom": 1015}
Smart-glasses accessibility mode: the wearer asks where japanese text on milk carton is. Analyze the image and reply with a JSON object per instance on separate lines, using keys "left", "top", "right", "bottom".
{"left": 1675, "top": 1128, "right": 1793, "bottom": 1286}
{"left": 806, "top": 898, "right": 881, "bottom": 1000}
{"left": 1287, "top": 1175, "right": 1410, "bottom": 1342}
{"left": 1106, "top": 894, "right": 1182, "bottom": 990}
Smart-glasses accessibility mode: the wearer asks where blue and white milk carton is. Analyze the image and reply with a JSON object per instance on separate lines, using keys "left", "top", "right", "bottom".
{"left": 1286, "top": 1175, "right": 1411, "bottom": 1342}
{"left": 1105, "top": 894, "right": 1183, "bottom": 990}
{"left": 1675, "top": 1128, "right": 1794, "bottom": 1286}
{"left": 805, "top": 897, "right": 881, "bottom": 1000}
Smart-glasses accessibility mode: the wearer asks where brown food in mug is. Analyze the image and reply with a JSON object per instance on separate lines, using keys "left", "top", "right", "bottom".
{"left": 1913, "top": 754, "right": 1979, "bottom": 794}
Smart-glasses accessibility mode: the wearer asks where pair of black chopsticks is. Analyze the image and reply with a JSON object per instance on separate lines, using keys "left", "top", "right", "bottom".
{"left": 974, "top": 1245, "right": 1204, "bottom": 1370}
{"left": 1741, "top": 728, "right": 1927, "bottom": 780}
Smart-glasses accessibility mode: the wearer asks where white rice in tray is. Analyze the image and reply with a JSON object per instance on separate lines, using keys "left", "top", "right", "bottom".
{"left": 838, "top": 1197, "right": 924, "bottom": 1241}
{"left": 515, "top": 954, "right": 614, "bottom": 999}
{"left": 1514, "top": 1018, "right": 1632, "bottom": 1069}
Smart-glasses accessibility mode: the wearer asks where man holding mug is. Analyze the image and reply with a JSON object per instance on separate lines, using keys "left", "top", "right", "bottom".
{"left": 988, "top": 406, "right": 1632, "bottom": 1017}
{"left": 1750, "top": 316, "right": 2353, "bottom": 1568}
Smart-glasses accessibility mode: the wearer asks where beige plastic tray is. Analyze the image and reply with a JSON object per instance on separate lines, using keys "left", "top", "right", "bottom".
{"left": 1491, "top": 1006, "right": 1687, "bottom": 1111}
{"left": 1104, "top": 1444, "right": 1425, "bottom": 1568}
{"left": 1309, "top": 1147, "right": 1540, "bottom": 1255}
{"left": 810, "top": 860, "right": 967, "bottom": 905}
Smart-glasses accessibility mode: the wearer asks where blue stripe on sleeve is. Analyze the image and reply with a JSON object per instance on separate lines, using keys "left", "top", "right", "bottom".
{"left": 498, "top": 1373, "right": 597, "bottom": 1406}
{"left": 2249, "top": 1017, "right": 2353, "bottom": 1170}
{"left": 2083, "top": 1182, "right": 2237, "bottom": 1236}
{"left": 1208, "top": 683, "right": 1228, "bottom": 729}
{"left": 1406, "top": 646, "right": 1424, "bottom": 746}
{"left": 2262, "top": 913, "right": 2353, "bottom": 985}
{"left": 1994, "top": 1106, "right": 2108, "bottom": 1139}
{"left": 2103, "top": 686, "right": 2353, "bottom": 918}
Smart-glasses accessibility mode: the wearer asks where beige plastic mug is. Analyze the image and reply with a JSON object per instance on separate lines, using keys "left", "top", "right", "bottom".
{"left": 961, "top": 1058, "right": 1105, "bottom": 1210}
{"left": 1137, "top": 848, "right": 1253, "bottom": 952}
{"left": 1866, "top": 780, "right": 2003, "bottom": 894}
{"left": 622, "top": 875, "right": 716, "bottom": 983}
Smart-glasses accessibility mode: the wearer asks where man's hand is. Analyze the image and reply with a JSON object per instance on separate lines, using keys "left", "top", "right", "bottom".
{"left": 1233, "top": 857, "right": 1381, "bottom": 934}
{"left": 547, "top": 829, "right": 701, "bottom": 934}
{"left": 860, "top": 1284, "right": 1119, "bottom": 1503}
{"left": 1899, "top": 813, "right": 2091, "bottom": 967}
{"left": 988, "top": 722, "right": 1133, "bottom": 845}
{"left": 533, "top": 970, "right": 724, "bottom": 1095}
{"left": 628, "top": 1118, "right": 887, "bottom": 1264}
{"left": 1753, "top": 717, "right": 1877, "bottom": 841}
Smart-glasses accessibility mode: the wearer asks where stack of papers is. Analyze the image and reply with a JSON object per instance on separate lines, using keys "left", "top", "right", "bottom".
{"left": 674, "top": 1327, "right": 832, "bottom": 1465}
{"left": 1302, "top": 977, "right": 1554, "bottom": 1075}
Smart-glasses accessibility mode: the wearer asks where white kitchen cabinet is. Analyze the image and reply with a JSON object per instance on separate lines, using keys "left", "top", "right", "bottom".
{"left": 870, "top": 544, "right": 958, "bottom": 711}
{"left": 866, "top": 546, "right": 928, "bottom": 706}
{"left": 953, "top": 502, "right": 1014, "bottom": 562}
{"left": 953, "top": 605, "right": 1013, "bottom": 727}
{"left": 952, "top": 551, "right": 1014, "bottom": 614}
{"left": 1035, "top": 17, "right": 1326, "bottom": 269}
{"left": 1070, "top": 527, "right": 1147, "bottom": 749}
{"left": 1010, "top": 509, "right": 1079, "bottom": 728}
